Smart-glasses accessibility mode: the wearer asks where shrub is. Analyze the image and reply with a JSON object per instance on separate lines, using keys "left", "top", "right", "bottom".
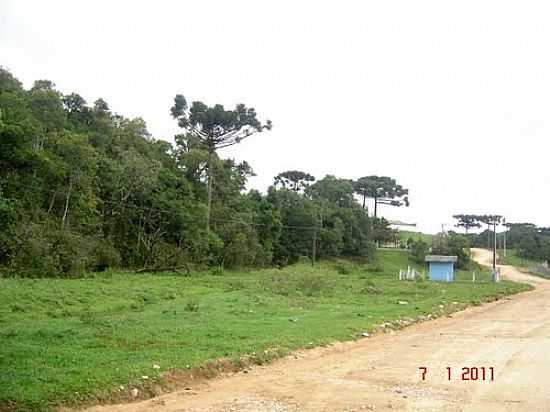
{"left": 140, "top": 241, "right": 188, "bottom": 272}
{"left": 4, "top": 222, "right": 125, "bottom": 277}
{"left": 410, "top": 239, "right": 429, "bottom": 264}
{"left": 431, "top": 232, "right": 471, "bottom": 269}
{"left": 8, "top": 223, "right": 94, "bottom": 277}
{"left": 91, "top": 239, "right": 121, "bottom": 271}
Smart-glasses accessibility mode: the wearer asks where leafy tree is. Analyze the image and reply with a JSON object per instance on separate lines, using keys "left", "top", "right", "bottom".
{"left": 453, "top": 214, "right": 481, "bottom": 233}
{"left": 267, "top": 186, "right": 318, "bottom": 265}
{"left": 410, "top": 239, "right": 429, "bottom": 264}
{"left": 307, "top": 175, "right": 354, "bottom": 207}
{"left": 274, "top": 170, "right": 315, "bottom": 192}
{"left": 27, "top": 80, "right": 65, "bottom": 150}
{"left": 431, "top": 232, "right": 471, "bottom": 269}
{"left": 372, "top": 217, "right": 398, "bottom": 244}
{"left": 353, "top": 176, "right": 409, "bottom": 216}
{"left": 0, "top": 66, "right": 23, "bottom": 92}
{"left": 170, "top": 94, "right": 272, "bottom": 231}
{"left": 63, "top": 93, "right": 92, "bottom": 129}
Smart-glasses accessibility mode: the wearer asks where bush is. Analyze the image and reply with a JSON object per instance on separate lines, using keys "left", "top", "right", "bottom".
{"left": 7, "top": 223, "right": 92, "bottom": 277}
{"left": 141, "top": 240, "right": 188, "bottom": 272}
{"left": 431, "top": 232, "right": 471, "bottom": 269}
{"left": 410, "top": 239, "right": 429, "bottom": 264}
{"left": 6, "top": 223, "right": 122, "bottom": 277}
{"left": 90, "top": 239, "right": 121, "bottom": 271}
{"left": 220, "top": 230, "right": 265, "bottom": 269}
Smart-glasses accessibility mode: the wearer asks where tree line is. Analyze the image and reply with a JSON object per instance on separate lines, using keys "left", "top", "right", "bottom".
{"left": 0, "top": 68, "right": 410, "bottom": 277}
{"left": 453, "top": 214, "right": 550, "bottom": 263}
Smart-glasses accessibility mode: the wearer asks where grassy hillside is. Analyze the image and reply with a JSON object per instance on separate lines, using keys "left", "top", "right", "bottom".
{"left": 497, "top": 249, "right": 550, "bottom": 279}
{"left": 497, "top": 249, "right": 541, "bottom": 267}
{"left": 398, "top": 230, "right": 435, "bottom": 244}
{"left": 0, "top": 250, "right": 529, "bottom": 411}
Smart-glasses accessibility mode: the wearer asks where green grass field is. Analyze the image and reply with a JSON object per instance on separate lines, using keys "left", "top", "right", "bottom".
{"left": 0, "top": 250, "right": 530, "bottom": 412}
{"left": 497, "top": 249, "right": 541, "bottom": 268}
{"left": 398, "top": 230, "right": 435, "bottom": 244}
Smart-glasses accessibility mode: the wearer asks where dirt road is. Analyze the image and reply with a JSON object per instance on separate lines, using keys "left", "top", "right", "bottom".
{"left": 85, "top": 249, "right": 550, "bottom": 412}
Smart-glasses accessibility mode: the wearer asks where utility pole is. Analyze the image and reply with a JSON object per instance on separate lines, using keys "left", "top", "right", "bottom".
{"left": 493, "top": 219, "right": 497, "bottom": 272}
{"left": 503, "top": 218, "right": 507, "bottom": 257}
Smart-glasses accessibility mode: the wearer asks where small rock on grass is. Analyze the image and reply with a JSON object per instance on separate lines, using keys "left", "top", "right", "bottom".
{"left": 130, "top": 388, "right": 139, "bottom": 398}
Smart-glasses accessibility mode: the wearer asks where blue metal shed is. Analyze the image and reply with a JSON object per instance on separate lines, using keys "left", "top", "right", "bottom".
{"left": 425, "top": 255, "right": 458, "bottom": 282}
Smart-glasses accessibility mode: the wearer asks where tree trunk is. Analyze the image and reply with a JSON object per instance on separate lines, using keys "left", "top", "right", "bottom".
{"left": 206, "top": 149, "right": 213, "bottom": 232}
{"left": 493, "top": 220, "right": 497, "bottom": 271}
{"left": 48, "top": 191, "right": 57, "bottom": 214}
{"left": 374, "top": 196, "right": 378, "bottom": 217}
{"left": 61, "top": 179, "right": 73, "bottom": 228}
{"left": 362, "top": 193, "right": 366, "bottom": 210}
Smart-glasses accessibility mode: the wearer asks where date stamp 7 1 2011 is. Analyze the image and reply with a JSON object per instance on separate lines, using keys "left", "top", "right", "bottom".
{"left": 419, "top": 366, "right": 495, "bottom": 381}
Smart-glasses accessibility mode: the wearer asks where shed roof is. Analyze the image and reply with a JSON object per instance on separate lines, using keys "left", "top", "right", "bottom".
{"left": 425, "top": 255, "right": 458, "bottom": 263}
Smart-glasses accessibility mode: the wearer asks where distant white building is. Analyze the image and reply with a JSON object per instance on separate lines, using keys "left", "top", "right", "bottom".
{"left": 388, "top": 220, "right": 417, "bottom": 231}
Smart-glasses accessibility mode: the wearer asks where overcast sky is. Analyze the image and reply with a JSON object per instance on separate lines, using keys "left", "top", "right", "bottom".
{"left": 1, "top": 1, "right": 549, "bottom": 233}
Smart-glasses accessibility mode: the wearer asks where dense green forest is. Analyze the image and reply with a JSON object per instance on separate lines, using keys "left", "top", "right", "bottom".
{"left": 0, "top": 68, "right": 405, "bottom": 277}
